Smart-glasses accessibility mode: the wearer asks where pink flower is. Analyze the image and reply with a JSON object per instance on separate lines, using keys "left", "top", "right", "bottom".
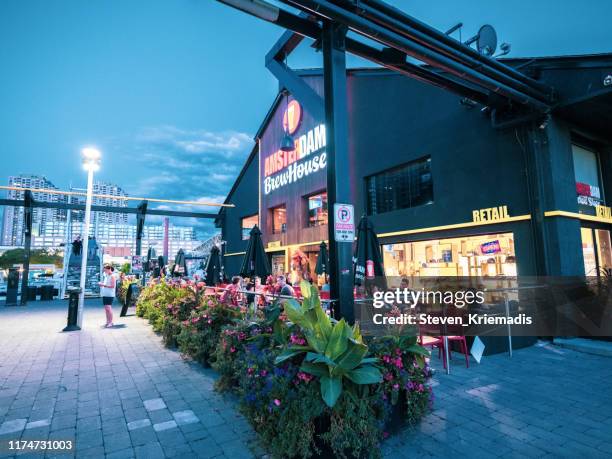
{"left": 393, "top": 384, "right": 399, "bottom": 390}
{"left": 230, "top": 347, "right": 236, "bottom": 353}
{"left": 274, "top": 399, "right": 281, "bottom": 406}
{"left": 260, "top": 370, "right": 268, "bottom": 377}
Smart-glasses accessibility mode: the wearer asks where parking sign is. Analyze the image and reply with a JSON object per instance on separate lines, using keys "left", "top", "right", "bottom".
{"left": 334, "top": 203, "right": 354, "bottom": 242}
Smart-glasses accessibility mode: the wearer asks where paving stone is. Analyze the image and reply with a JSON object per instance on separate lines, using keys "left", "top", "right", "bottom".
{"left": 153, "top": 420, "right": 178, "bottom": 432}
{"left": 0, "top": 418, "right": 27, "bottom": 435}
{"left": 127, "top": 419, "right": 151, "bottom": 431}
{"left": 134, "top": 441, "right": 165, "bottom": 459}
{"left": 143, "top": 398, "right": 167, "bottom": 412}
{"left": 173, "top": 410, "right": 199, "bottom": 426}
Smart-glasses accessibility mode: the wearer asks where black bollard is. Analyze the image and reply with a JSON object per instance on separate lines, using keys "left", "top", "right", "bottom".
{"left": 63, "top": 288, "right": 81, "bottom": 331}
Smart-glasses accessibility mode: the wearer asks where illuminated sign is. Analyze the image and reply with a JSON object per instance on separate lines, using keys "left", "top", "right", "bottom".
{"left": 577, "top": 182, "right": 602, "bottom": 207}
{"left": 263, "top": 123, "right": 327, "bottom": 195}
{"left": 596, "top": 205, "right": 612, "bottom": 221}
{"left": 282, "top": 100, "right": 302, "bottom": 135}
{"left": 472, "top": 205, "right": 509, "bottom": 223}
{"left": 480, "top": 240, "right": 501, "bottom": 254}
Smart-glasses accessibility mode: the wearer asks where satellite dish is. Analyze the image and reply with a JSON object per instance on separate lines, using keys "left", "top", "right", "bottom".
{"left": 476, "top": 25, "right": 497, "bottom": 57}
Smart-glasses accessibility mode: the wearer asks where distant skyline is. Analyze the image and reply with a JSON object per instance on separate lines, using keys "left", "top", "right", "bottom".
{"left": 1, "top": 0, "right": 611, "bottom": 238}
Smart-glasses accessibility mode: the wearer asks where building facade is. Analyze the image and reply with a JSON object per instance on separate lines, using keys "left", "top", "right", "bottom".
{"left": 1, "top": 175, "right": 67, "bottom": 246}
{"left": 217, "top": 54, "right": 612, "bottom": 283}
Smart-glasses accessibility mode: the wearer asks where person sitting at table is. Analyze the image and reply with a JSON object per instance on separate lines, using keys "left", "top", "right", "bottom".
{"left": 221, "top": 276, "right": 243, "bottom": 306}
{"left": 277, "top": 275, "right": 294, "bottom": 297}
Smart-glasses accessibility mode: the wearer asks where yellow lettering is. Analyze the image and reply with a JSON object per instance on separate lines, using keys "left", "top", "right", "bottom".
{"left": 480, "top": 209, "right": 487, "bottom": 222}
{"left": 473, "top": 210, "right": 480, "bottom": 222}
{"left": 491, "top": 207, "right": 500, "bottom": 220}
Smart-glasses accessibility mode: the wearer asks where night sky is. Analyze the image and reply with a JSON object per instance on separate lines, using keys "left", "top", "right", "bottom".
{"left": 1, "top": 0, "right": 610, "bottom": 238}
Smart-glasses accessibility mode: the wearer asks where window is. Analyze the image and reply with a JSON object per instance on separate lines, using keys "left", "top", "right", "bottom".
{"left": 241, "top": 214, "right": 258, "bottom": 240}
{"left": 306, "top": 192, "right": 328, "bottom": 227}
{"left": 573, "top": 144, "right": 604, "bottom": 211}
{"left": 271, "top": 205, "right": 287, "bottom": 234}
{"left": 382, "top": 233, "right": 516, "bottom": 278}
{"left": 581, "top": 228, "right": 612, "bottom": 276}
{"left": 366, "top": 157, "right": 433, "bottom": 215}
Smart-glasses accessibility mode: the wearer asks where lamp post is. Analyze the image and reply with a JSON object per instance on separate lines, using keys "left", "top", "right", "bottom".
{"left": 76, "top": 147, "right": 101, "bottom": 329}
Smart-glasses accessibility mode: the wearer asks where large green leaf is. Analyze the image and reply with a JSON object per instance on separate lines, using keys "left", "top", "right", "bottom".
{"left": 332, "top": 340, "right": 368, "bottom": 375}
{"left": 305, "top": 351, "right": 337, "bottom": 368}
{"left": 404, "top": 344, "right": 431, "bottom": 358}
{"left": 320, "top": 375, "right": 342, "bottom": 407}
{"left": 274, "top": 348, "right": 305, "bottom": 364}
{"left": 314, "top": 304, "right": 332, "bottom": 340}
{"left": 324, "top": 319, "right": 351, "bottom": 360}
{"left": 300, "top": 280, "right": 312, "bottom": 299}
{"left": 300, "top": 361, "right": 329, "bottom": 378}
{"left": 345, "top": 365, "right": 383, "bottom": 385}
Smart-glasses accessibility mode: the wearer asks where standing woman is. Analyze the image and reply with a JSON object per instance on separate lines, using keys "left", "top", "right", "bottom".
{"left": 99, "top": 264, "right": 116, "bottom": 328}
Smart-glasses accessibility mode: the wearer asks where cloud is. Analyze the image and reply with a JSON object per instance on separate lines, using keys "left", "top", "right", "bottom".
{"left": 121, "top": 125, "right": 253, "bottom": 240}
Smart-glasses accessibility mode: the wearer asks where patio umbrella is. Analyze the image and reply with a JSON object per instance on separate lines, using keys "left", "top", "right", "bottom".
{"left": 353, "top": 215, "right": 387, "bottom": 290}
{"left": 240, "top": 225, "right": 271, "bottom": 278}
{"left": 145, "top": 247, "right": 156, "bottom": 272}
{"left": 173, "top": 249, "right": 188, "bottom": 277}
{"left": 315, "top": 241, "right": 328, "bottom": 275}
{"left": 205, "top": 245, "right": 222, "bottom": 286}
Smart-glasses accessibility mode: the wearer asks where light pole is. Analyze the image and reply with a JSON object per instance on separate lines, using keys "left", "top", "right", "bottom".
{"left": 76, "top": 147, "right": 101, "bottom": 329}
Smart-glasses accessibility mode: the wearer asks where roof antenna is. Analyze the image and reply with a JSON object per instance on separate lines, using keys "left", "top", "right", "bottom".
{"left": 464, "top": 24, "right": 498, "bottom": 57}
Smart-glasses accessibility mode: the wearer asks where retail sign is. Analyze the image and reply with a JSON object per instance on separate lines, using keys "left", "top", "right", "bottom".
{"left": 472, "top": 205, "right": 510, "bottom": 223}
{"left": 577, "top": 182, "right": 602, "bottom": 207}
{"left": 334, "top": 203, "right": 354, "bottom": 242}
{"left": 263, "top": 123, "right": 327, "bottom": 195}
{"left": 131, "top": 255, "right": 143, "bottom": 273}
{"left": 596, "top": 205, "right": 612, "bottom": 221}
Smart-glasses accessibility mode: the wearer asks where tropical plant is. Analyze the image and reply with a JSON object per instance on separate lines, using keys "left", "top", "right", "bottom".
{"left": 275, "top": 282, "right": 382, "bottom": 407}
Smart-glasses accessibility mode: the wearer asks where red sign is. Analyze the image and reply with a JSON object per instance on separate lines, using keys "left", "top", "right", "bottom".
{"left": 480, "top": 240, "right": 501, "bottom": 254}
{"left": 282, "top": 100, "right": 302, "bottom": 135}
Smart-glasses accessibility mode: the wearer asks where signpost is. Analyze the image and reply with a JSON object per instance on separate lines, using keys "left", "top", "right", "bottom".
{"left": 333, "top": 203, "right": 354, "bottom": 242}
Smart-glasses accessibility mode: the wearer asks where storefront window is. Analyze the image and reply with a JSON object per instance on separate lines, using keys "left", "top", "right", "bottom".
{"left": 271, "top": 205, "right": 287, "bottom": 234}
{"left": 581, "top": 227, "right": 612, "bottom": 276}
{"left": 573, "top": 144, "right": 604, "bottom": 212}
{"left": 366, "top": 156, "right": 433, "bottom": 215}
{"left": 306, "top": 192, "right": 328, "bottom": 227}
{"left": 270, "top": 254, "right": 285, "bottom": 276}
{"left": 382, "top": 233, "right": 516, "bottom": 277}
{"left": 241, "top": 214, "right": 258, "bottom": 240}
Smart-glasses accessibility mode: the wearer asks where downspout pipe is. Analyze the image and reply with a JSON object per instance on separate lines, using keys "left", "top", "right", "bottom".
{"left": 334, "top": 0, "right": 552, "bottom": 104}
{"left": 281, "top": 0, "right": 551, "bottom": 112}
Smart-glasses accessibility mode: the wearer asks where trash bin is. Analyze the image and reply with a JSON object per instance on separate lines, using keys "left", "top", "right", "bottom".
{"left": 27, "top": 286, "right": 37, "bottom": 301}
{"left": 40, "top": 285, "right": 54, "bottom": 301}
{"left": 63, "top": 288, "right": 81, "bottom": 332}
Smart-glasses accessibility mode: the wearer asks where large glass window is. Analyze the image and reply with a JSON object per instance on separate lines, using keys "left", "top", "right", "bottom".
{"left": 366, "top": 157, "right": 433, "bottom": 215}
{"left": 306, "top": 192, "right": 328, "bottom": 227}
{"left": 382, "top": 233, "right": 516, "bottom": 277}
{"left": 241, "top": 214, "right": 258, "bottom": 240}
{"left": 271, "top": 205, "right": 287, "bottom": 234}
{"left": 581, "top": 227, "right": 612, "bottom": 276}
{"left": 573, "top": 144, "right": 604, "bottom": 211}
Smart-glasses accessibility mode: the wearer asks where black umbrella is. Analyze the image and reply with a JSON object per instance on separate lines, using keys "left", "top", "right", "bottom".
{"left": 315, "top": 241, "right": 329, "bottom": 275}
{"left": 353, "top": 216, "right": 387, "bottom": 290}
{"left": 173, "top": 249, "right": 188, "bottom": 277}
{"left": 205, "top": 245, "right": 222, "bottom": 286}
{"left": 156, "top": 255, "right": 166, "bottom": 277}
{"left": 145, "top": 247, "right": 156, "bottom": 272}
{"left": 240, "top": 225, "right": 271, "bottom": 278}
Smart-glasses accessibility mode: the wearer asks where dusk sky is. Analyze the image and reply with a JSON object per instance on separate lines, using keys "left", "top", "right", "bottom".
{"left": 1, "top": 0, "right": 611, "bottom": 239}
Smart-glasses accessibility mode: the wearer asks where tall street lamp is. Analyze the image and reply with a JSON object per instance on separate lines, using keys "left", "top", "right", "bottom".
{"left": 77, "top": 147, "right": 101, "bottom": 329}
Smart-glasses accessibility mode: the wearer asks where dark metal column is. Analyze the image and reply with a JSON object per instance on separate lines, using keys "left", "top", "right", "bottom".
{"left": 20, "top": 190, "right": 34, "bottom": 305}
{"left": 322, "top": 21, "right": 354, "bottom": 322}
{"left": 135, "top": 200, "right": 148, "bottom": 257}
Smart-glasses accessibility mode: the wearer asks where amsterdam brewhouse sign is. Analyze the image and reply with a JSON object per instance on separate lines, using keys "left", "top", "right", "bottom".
{"left": 262, "top": 99, "right": 326, "bottom": 195}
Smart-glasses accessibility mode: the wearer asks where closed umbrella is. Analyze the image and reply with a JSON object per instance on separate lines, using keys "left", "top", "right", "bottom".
{"left": 240, "top": 225, "right": 271, "bottom": 278}
{"left": 315, "top": 241, "right": 328, "bottom": 275}
{"left": 353, "top": 216, "right": 387, "bottom": 290}
{"left": 145, "top": 247, "right": 156, "bottom": 272}
{"left": 173, "top": 249, "right": 188, "bottom": 277}
{"left": 205, "top": 245, "right": 222, "bottom": 286}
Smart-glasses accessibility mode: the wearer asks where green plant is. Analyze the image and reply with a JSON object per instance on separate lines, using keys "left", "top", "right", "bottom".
{"left": 275, "top": 282, "right": 382, "bottom": 408}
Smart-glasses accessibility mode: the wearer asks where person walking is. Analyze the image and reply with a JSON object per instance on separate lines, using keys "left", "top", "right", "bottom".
{"left": 99, "top": 264, "right": 116, "bottom": 328}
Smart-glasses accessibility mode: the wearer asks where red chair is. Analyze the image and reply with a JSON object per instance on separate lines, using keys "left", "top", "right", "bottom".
{"left": 419, "top": 334, "right": 447, "bottom": 369}
{"left": 319, "top": 290, "right": 330, "bottom": 300}
{"left": 438, "top": 335, "right": 470, "bottom": 368}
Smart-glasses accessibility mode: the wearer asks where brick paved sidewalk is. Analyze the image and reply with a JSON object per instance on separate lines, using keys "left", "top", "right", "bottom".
{"left": 1, "top": 299, "right": 611, "bottom": 458}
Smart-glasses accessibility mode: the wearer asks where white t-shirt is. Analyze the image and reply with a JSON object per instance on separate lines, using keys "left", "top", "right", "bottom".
{"left": 100, "top": 272, "right": 116, "bottom": 297}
